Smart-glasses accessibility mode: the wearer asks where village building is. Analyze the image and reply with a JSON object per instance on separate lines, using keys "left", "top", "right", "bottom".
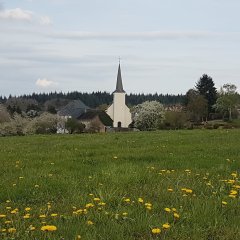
{"left": 106, "top": 64, "right": 132, "bottom": 128}
{"left": 57, "top": 100, "right": 113, "bottom": 133}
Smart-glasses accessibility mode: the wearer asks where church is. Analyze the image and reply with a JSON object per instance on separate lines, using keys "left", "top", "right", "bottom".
{"left": 106, "top": 63, "right": 132, "bottom": 128}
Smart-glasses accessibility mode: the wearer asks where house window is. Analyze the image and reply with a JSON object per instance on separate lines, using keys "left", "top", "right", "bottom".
{"left": 117, "top": 121, "right": 122, "bottom": 128}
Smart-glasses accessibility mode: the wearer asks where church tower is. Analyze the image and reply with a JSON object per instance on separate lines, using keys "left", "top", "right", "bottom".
{"left": 106, "top": 63, "right": 132, "bottom": 128}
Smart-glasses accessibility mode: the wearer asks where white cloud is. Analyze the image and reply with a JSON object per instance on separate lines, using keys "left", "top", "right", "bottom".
{"left": 39, "top": 16, "right": 52, "bottom": 25}
{"left": 0, "top": 8, "right": 52, "bottom": 25}
{"left": 36, "top": 78, "right": 58, "bottom": 88}
{"left": 0, "top": 8, "right": 33, "bottom": 21}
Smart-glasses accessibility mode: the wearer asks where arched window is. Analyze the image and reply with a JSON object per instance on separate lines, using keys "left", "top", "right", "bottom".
{"left": 117, "top": 121, "right": 122, "bottom": 128}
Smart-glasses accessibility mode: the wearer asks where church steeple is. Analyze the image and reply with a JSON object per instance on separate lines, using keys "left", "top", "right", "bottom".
{"left": 114, "top": 63, "right": 125, "bottom": 93}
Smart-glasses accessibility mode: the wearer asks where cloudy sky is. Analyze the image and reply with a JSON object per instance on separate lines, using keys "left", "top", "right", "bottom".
{"left": 0, "top": 0, "right": 240, "bottom": 96}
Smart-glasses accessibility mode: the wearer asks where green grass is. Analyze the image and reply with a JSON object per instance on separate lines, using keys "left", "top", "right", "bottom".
{"left": 0, "top": 129, "right": 240, "bottom": 240}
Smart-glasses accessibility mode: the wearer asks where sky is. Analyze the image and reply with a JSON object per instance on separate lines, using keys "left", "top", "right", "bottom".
{"left": 0, "top": 0, "right": 240, "bottom": 96}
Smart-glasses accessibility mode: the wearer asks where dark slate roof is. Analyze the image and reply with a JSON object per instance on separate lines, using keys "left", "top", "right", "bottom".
{"left": 78, "top": 110, "right": 113, "bottom": 127}
{"left": 58, "top": 100, "right": 91, "bottom": 119}
{"left": 113, "top": 64, "right": 125, "bottom": 93}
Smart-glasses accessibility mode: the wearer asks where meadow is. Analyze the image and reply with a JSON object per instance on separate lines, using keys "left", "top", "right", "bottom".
{"left": 0, "top": 129, "right": 239, "bottom": 240}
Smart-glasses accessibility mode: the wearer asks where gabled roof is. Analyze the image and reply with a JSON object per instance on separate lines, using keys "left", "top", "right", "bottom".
{"left": 78, "top": 110, "right": 113, "bottom": 127}
{"left": 113, "top": 64, "right": 125, "bottom": 93}
{"left": 58, "top": 100, "right": 91, "bottom": 118}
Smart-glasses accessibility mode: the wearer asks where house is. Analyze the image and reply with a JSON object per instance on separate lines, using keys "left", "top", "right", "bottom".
{"left": 57, "top": 100, "right": 112, "bottom": 133}
{"left": 78, "top": 110, "right": 113, "bottom": 133}
{"left": 57, "top": 100, "right": 91, "bottom": 119}
{"left": 106, "top": 63, "right": 132, "bottom": 128}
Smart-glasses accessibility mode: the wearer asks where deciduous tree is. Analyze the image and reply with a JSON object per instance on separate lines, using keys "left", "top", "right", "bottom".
{"left": 132, "top": 101, "right": 165, "bottom": 130}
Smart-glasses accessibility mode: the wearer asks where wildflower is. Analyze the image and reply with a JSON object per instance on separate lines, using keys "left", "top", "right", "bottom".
{"left": 122, "top": 212, "right": 128, "bottom": 216}
{"left": 222, "top": 201, "right": 227, "bottom": 205}
{"left": 87, "top": 220, "right": 94, "bottom": 225}
{"left": 39, "top": 214, "right": 46, "bottom": 218}
{"left": 25, "top": 207, "right": 31, "bottom": 211}
{"left": 23, "top": 214, "right": 30, "bottom": 219}
{"left": 151, "top": 228, "right": 161, "bottom": 234}
{"left": 138, "top": 198, "right": 144, "bottom": 203}
{"left": 41, "top": 225, "right": 57, "bottom": 231}
{"left": 85, "top": 203, "right": 94, "bottom": 208}
{"left": 0, "top": 214, "right": 6, "bottom": 218}
{"left": 123, "top": 198, "right": 131, "bottom": 203}
{"left": 231, "top": 173, "right": 237, "bottom": 178}
{"left": 35, "top": 185, "right": 39, "bottom": 188}
{"left": 164, "top": 207, "right": 171, "bottom": 213}
{"left": 174, "top": 213, "right": 180, "bottom": 219}
{"left": 167, "top": 188, "right": 173, "bottom": 192}
{"left": 93, "top": 197, "right": 100, "bottom": 202}
{"left": 77, "top": 235, "right": 81, "bottom": 239}
{"left": 29, "top": 226, "right": 36, "bottom": 231}
{"left": 5, "top": 221, "right": 12, "bottom": 224}
{"left": 230, "top": 190, "right": 238, "bottom": 195}
{"left": 185, "top": 189, "right": 193, "bottom": 194}
{"left": 10, "top": 209, "right": 18, "bottom": 214}
{"left": 51, "top": 213, "right": 58, "bottom": 217}
{"left": 8, "top": 228, "right": 16, "bottom": 233}
{"left": 98, "top": 202, "right": 106, "bottom": 206}
{"left": 162, "top": 223, "right": 170, "bottom": 229}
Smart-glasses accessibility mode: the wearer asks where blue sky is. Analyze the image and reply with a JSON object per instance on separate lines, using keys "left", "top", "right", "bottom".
{"left": 0, "top": 0, "right": 240, "bottom": 96}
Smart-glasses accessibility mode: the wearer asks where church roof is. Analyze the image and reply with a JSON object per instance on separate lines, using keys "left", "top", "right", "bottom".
{"left": 78, "top": 110, "right": 113, "bottom": 127}
{"left": 113, "top": 64, "right": 125, "bottom": 93}
{"left": 58, "top": 100, "right": 91, "bottom": 118}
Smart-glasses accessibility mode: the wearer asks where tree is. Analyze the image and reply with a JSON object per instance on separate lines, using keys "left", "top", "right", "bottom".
{"left": 0, "top": 104, "right": 10, "bottom": 123}
{"left": 65, "top": 118, "right": 85, "bottom": 134}
{"left": 186, "top": 92, "right": 208, "bottom": 123}
{"left": 164, "top": 111, "right": 187, "bottom": 129}
{"left": 132, "top": 101, "right": 165, "bottom": 130}
{"left": 195, "top": 74, "right": 217, "bottom": 115}
{"left": 214, "top": 84, "right": 239, "bottom": 121}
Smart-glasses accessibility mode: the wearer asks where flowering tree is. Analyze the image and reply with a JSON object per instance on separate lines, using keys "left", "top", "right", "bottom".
{"left": 214, "top": 84, "right": 239, "bottom": 120}
{"left": 132, "top": 101, "right": 165, "bottom": 130}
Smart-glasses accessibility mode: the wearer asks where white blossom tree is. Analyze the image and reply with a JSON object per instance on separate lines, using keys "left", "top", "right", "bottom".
{"left": 132, "top": 101, "right": 165, "bottom": 130}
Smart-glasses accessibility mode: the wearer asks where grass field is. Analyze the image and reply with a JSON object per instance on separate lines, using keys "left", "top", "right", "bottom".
{"left": 0, "top": 129, "right": 240, "bottom": 240}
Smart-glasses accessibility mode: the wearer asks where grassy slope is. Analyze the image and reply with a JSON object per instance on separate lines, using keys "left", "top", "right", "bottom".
{"left": 0, "top": 129, "right": 240, "bottom": 240}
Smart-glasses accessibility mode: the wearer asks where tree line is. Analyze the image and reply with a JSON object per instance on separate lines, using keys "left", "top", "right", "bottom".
{"left": 0, "top": 91, "right": 185, "bottom": 109}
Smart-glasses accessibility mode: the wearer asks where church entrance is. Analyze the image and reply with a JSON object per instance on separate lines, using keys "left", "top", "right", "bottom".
{"left": 117, "top": 121, "right": 122, "bottom": 128}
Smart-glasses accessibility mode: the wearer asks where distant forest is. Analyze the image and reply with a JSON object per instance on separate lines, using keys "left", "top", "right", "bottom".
{"left": 0, "top": 91, "right": 185, "bottom": 108}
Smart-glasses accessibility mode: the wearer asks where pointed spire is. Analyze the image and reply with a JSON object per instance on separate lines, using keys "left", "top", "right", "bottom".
{"left": 114, "top": 63, "right": 125, "bottom": 93}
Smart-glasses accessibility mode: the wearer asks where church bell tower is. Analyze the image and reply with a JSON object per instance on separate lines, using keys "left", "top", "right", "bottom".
{"left": 106, "top": 63, "right": 132, "bottom": 128}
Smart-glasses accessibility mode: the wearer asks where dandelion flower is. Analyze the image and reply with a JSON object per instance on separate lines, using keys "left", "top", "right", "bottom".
{"left": 164, "top": 207, "right": 171, "bottom": 213}
{"left": 162, "top": 223, "right": 170, "bottom": 229}
{"left": 41, "top": 225, "right": 57, "bottom": 231}
{"left": 151, "top": 228, "right": 161, "bottom": 234}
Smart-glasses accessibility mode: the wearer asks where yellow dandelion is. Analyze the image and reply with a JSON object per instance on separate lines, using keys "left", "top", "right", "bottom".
{"left": 51, "top": 213, "right": 58, "bottom": 217}
{"left": 222, "top": 201, "right": 227, "bottom": 205}
{"left": 162, "top": 223, "right": 170, "bottom": 229}
{"left": 151, "top": 228, "right": 161, "bottom": 234}
{"left": 93, "top": 197, "right": 100, "bottom": 201}
{"left": 29, "top": 226, "right": 36, "bottom": 231}
{"left": 174, "top": 213, "right": 180, "bottom": 219}
{"left": 85, "top": 203, "right": 94, "bottom": 208}
{"left": 164, "top": 207, "right": 171, "bottom": 213}
{"left": 122, "top": 212, "right": 128, "bottom": 216}
{"left": 87, "top": 220, "right": 94, "bottom": 225}
{"left": 25, "top": 207, "right": 31, "bottom": 211}
{"left": 138, "top": 198, "right": 144, "bottom": 203}
{"left": 0, "top": 214, "right": 6, "bottom": 218}
{"left": 41, "top": 225, "right": 57, "bottom": 231}
{"left": 8, "top": 228, "right": 16, "bottom": 233}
